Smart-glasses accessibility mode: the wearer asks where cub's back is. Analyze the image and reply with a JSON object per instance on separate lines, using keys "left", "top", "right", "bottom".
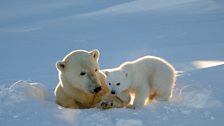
{"left": 120, "top": 56, "right": 174, "bottom": 77}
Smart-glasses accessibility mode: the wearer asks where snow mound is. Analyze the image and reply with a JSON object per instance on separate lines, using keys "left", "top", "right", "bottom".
{"left": 0, "top": 80, "right": 49, "bottom": 106}
{"left": 179, "top": 87, "right": 222, "bottom": 109}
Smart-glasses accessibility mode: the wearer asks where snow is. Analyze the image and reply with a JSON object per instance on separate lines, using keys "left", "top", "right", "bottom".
{"left": 0, "top": 0, "right": 224, "bottom": 125}
{"left": 79, "top": 0, "right": 221, "bottom": 16}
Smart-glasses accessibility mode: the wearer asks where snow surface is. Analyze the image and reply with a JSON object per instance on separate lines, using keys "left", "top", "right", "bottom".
{"left": 0, "top": 0, "right": 224, "bottom": 126}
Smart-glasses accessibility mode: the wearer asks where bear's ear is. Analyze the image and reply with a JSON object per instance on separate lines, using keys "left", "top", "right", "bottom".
{"left": 90, "top": 49, "right": 100, "bottom": 61}
{"left": 125, "top": 73, "right": 128, "bottom": 78}
{"left": 103, "top": 71, "right": 109, "bottom": 76}
{"left": 56, "top": 61, "right": 65, "bottom": 71}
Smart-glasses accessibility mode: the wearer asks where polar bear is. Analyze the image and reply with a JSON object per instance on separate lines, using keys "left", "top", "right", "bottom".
{"left": 54, "top": 49, "right": 109, "bottom": 109}
{"left": 104, "top": 56, "right": 176, "bottom": 109}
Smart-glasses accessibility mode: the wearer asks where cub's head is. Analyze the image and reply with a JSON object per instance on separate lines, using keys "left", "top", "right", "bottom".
{"left": 104, "top": 70, "right": 129, "bottom": 96}
{"left": 56, "top": 49, "right": 102, "bottom": 94}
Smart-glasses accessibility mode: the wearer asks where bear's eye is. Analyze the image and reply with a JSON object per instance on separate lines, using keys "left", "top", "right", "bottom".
{"left": 116, "top": 83, "right": 120, "bottom": 86}
{"left": 95, "top": 69, "right": 98, "bottom": 72}
{"left": 80, "top": 72, "right": 86, "bottom": 76}
{"left": 108, "top": 83, "right": 111, "bottom": 85}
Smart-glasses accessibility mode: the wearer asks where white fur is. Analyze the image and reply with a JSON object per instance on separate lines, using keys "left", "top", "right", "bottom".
{"left": 54, "top": 49, "right": 109, "bottom": 109}
{"left": 104, "top": 56, "right": 176, "bottom": 109}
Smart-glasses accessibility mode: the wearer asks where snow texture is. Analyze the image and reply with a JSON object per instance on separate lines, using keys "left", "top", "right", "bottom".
{"left": 0, "top": 0, "right": 224, "bottom": 126}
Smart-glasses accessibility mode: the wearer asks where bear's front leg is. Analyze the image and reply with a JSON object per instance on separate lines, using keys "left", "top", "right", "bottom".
{"left": 132, "top": 83, "right": 150, "bottom": 109}
{"left": 96, "top": 93, "right": 117, "bottom": 109}
{"left": 117, "top": 91, "right": 131, "bottom": 105}
{"left": 97, "top": 93, "right": 129, "bottom": 109}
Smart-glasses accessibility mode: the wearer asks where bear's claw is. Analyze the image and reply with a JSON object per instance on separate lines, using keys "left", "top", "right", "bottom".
{"left": 100, "top": 101, "right": 114, "bottom": 109}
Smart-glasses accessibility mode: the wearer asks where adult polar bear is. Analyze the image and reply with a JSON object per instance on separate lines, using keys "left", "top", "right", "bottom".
{"left": 54, "top": 49, "right": 110, "bottom": 109}
{"left": 104, "top": 56, "right": 176, "bottom": 109}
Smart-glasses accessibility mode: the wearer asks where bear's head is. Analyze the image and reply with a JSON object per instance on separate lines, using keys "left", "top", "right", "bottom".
{"left": 104, "top": 70, "right": 130, "bottom": 95}
{"left": 56, "top": 49, "right": 102, "bottom": 94}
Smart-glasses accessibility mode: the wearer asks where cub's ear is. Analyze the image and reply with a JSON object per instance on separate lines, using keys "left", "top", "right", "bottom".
{"left": 56, "top": 61, "right": 65, "bottom": 71}
{"left": 90, "top": 49, "right": 100, "bottom": 61}
{"left": 125, "top": 73, "right": 128, "bottom": 78}
{"left": 103, "top": 71, "right": 109, "bottom": 76}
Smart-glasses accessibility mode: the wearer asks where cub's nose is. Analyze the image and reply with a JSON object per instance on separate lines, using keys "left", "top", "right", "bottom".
{"left": 94, "top": 86, "right": 102, "bottom": 93}
{"left": 110, "top": 91, "right": 116, "bottom": 95}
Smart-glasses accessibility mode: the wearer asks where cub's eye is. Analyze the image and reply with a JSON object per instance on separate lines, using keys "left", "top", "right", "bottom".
{"left": 80, "top": 72, "right": 86, "bottom": 76}
{"left": 95, "top": 69, "right": 98, "bottom": 72}
{"left": 116, "top": 83, "right": 120, "bottom": 86}
{"left": 108, "top": 83, "right": 111, "bottom": 85}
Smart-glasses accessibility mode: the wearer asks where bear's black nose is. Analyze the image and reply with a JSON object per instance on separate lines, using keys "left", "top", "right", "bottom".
{"left": 94, "top": 86, "right": 102, "bottom": 93}
{"left": 111, "top": 91, "right": 116, "bottom": 95}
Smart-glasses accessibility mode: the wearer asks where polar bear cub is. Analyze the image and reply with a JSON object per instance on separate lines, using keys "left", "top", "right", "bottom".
{"left": 104, "top": 56, "right": 176, "bottom": 109}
